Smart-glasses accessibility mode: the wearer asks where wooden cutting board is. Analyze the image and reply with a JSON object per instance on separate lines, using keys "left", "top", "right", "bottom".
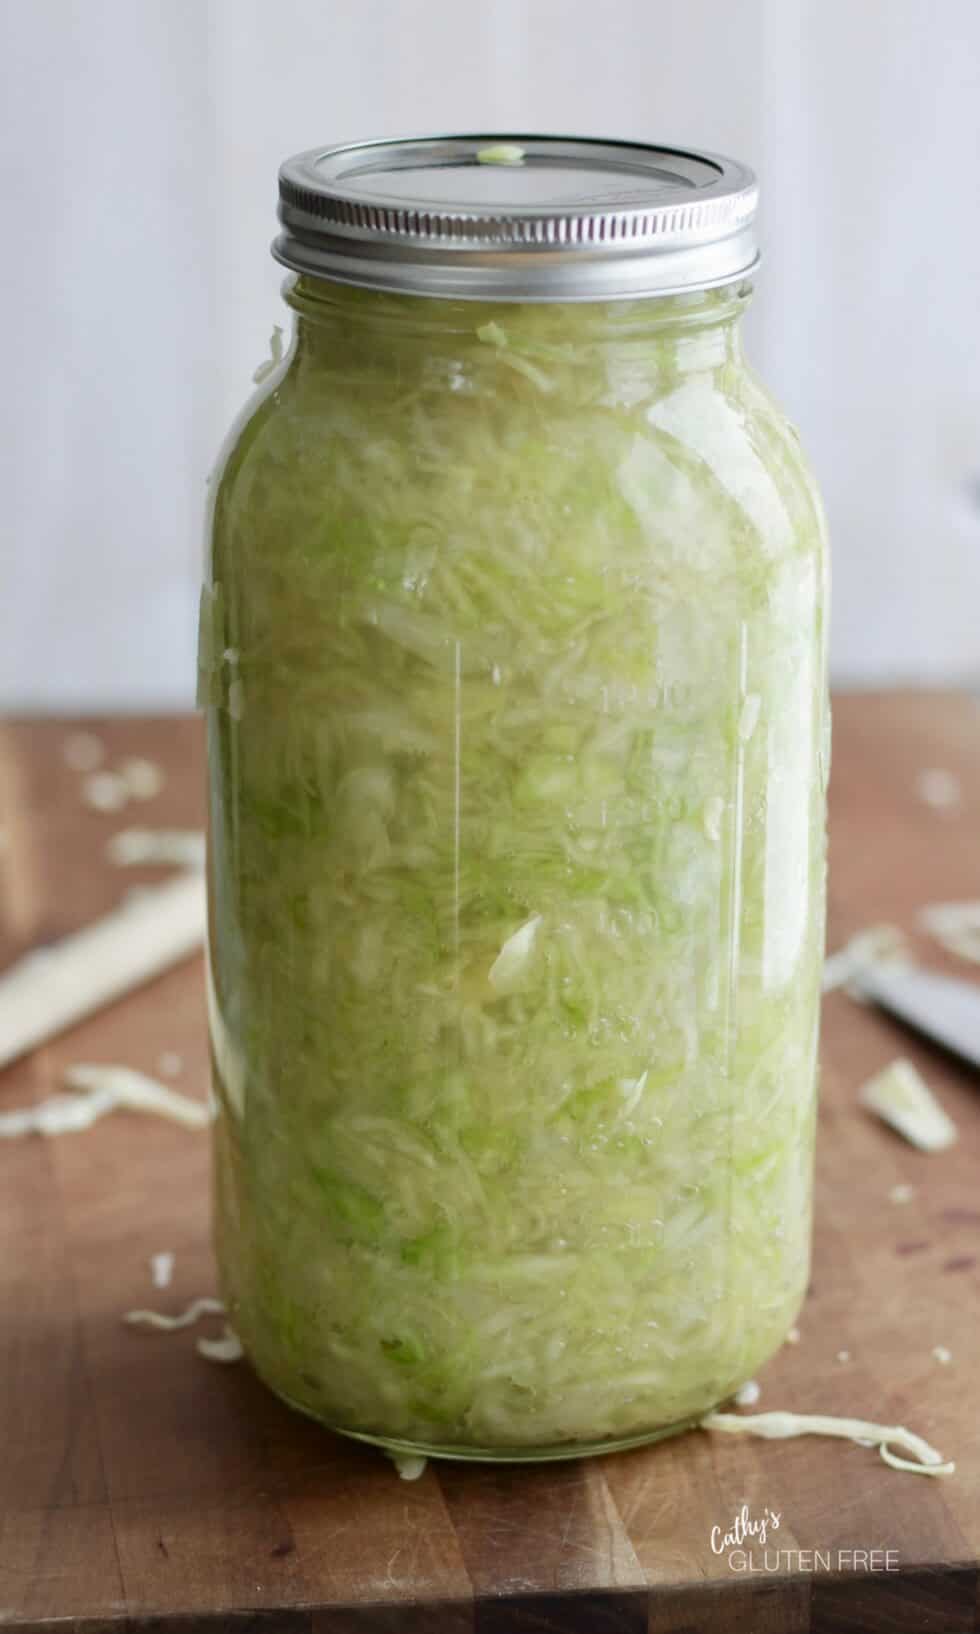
{"left": 1, "top": 694, "right": 978, "bottom": 1634}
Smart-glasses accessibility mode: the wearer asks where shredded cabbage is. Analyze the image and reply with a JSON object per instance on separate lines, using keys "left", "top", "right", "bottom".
{"left": 858, "top": 1058, "right": 957, "bottom": 1152}
{"left": 150, "top": 1251, "right": 175, "bottom": 1288}
{"left": 107, "top": 829, "right": 206, "bottom": 868}
{"left": 702, "top": 1409, "right": 954, "bottom": 1477}
{"left": 197, "top": 1325, "right": 244, "bottom": 1363}
{"left": 118, "top": 758, "right": 166, "bottom": 800}
{"left": 919, "top": 900, "right": 980, "bottom": 964}
{"left": 124, "top": 1297, "right": 225, "bottom": 1331}
{"left": 822, "top": 923, "right": 906, "bottom": 994}
{"left": 203, "top": 278, "right": 828, "bottom": 1452}
{"left": 0, "top": 1066, "right": 210, "bottom": 1138}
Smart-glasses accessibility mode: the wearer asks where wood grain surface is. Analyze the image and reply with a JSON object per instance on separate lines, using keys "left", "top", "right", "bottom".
{"left": 0, "top": 694, "right": 978, "bottom": 1634}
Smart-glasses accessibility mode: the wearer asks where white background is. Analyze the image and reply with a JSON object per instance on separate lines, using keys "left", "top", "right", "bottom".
{"left": 2, "top": 0, "right": 978, "bottom": 708}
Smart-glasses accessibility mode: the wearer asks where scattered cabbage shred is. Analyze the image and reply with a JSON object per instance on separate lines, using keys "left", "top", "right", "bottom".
{"left": 107, "top": 829, "right": 206, "bottom": 869}
{"left": 0, "top": 873, "right": 207, "bottom": 1070}
{"left": 252, "top": 326, "right": 285, "bottom": 385}
{"left": 119, "top": 758, "right": 165, "bottom": 800}
{"left": 919, "top": 901, "right": 980, "bottom": 965}
{"left": 123, "top": 1300, "right": 242, "bottom": 1360}
{"left": 916, "top": 768, "right": 961, "bottom": 811}
{"left": 0, "top": 1066, "right": 209, "bottom": 1138}
{"left": 388, "top": 1452, "right": 428, "bottom": 1481}
{"left": 702, "top": 1409, "right": 954, "bottom": 1477}
{"left": 888, "top": 1182, "right": 915, "bottom": 1205}
{"left": 124, "top": 1297, "right": 225, "bottom": 1331}
{"left": 203, "top": 279, "right": 828, "bottom": 1450}
{"left": 822, "top": 924, "right": 906, "bottom": 995}
{"left": 64, "top": 1065, "right": 210, "bottom": 1130}
{"left": 150, "top": 1251, "right": 175, "bottom": 1289}
{"left": 83, "top": 772, "right": 129, "bottom": 814}
{"left": 859, "top": 1058, "right": 957, "bottom": 1152}
{"left": 197, "top": 1325, "right": 244, "bottom": 1363}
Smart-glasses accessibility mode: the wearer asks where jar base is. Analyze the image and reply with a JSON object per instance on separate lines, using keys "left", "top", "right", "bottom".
{"left": 267, "top": 1375, "right": 707, "bottom": 1463}
{"left": 337, "top": 1417, "right": 706, "bottom": 1464}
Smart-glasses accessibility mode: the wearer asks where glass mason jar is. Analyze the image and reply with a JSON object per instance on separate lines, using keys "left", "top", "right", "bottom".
{"left": 201, "top": 137, "right": 829, "bottom": 1461}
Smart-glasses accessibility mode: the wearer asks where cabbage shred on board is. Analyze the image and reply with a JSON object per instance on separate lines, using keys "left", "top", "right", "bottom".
{"left": 201, "top": 136, "right": 829, "bottom": 1458}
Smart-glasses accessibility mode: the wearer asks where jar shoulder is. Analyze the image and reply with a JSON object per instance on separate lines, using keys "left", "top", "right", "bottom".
{"left": 640, "top": 360, "right": 827, "bottom": 563}
{"left": 208, "top": 347, "right": 827, "bottom": 585}
{"left": 206, "top": 376, "right": 289, "bottom": 567}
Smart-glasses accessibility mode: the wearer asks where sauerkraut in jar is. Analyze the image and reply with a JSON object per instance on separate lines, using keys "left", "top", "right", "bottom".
{"left": 202, "top": 136, "right": 829, "bottom": 1460}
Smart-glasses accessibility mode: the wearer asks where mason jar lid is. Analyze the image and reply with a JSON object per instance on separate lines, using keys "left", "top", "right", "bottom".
{"left": 274, "top": 134, "right": 758, "bottom": 303}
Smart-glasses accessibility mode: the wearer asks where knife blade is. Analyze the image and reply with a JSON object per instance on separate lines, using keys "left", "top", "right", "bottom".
{"left": 850, "top": 961, "right": 980, "bottom": 1070}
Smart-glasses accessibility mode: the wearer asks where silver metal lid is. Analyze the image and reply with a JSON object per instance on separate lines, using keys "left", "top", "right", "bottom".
{"left": 274, "top": 134, "right": 758, "bottom": 303}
